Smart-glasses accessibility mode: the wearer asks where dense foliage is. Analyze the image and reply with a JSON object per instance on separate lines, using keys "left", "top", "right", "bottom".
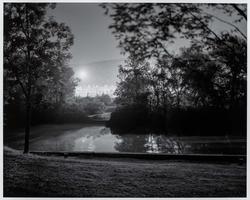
{"left": 103, "top": 3, "right": 247, "bottom": 135}
{"left": 4, "top": 3, "right": 76, "bottom": 152}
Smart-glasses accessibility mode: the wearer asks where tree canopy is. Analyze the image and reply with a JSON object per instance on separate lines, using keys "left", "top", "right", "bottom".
{"left": 4, "top": 3, "right": 76, "bottom": 152}
{"left": 102, "top": 3, "right": 246, "bottom": 109}
{"left": 103, "top": 3, "right": 247, "bottom": 134}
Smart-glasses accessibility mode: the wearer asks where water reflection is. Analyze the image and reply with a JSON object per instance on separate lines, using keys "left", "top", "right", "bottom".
{"left": 26, "top": 124, "right": 246, "bottom": 154}
{"left": 111, "top": 128, "right": 246, "bottom": 154}
{"left": 72, "top": 127, "right": 119, "bottom": 152}
{"left": 112, "top": 131, "right": 187, "bottom": 154}
{"left": 114, "top": 134, "right": 148, "bottom": 153}
{"left": 145, "top": 135, "right": 186, "bottom": 154}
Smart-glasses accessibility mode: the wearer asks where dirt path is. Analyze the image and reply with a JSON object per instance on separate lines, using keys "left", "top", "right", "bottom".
{"left": 4, "top": 147, "right": 246, "bottom": 197}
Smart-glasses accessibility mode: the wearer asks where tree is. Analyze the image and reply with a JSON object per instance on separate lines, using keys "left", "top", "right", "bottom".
{"left": 97, "top": 94, "right": 112, "bottom": 106}
{"left": 208, "top": 33, "right": 247, "bottom": 109}
{"left": 4, "top": 3, "right": 74, "bottom": 153}
{"left": 171, "top": 47, "right": 222, "bottom": 107}
{"left": 102, "top": 3, "right": 246, "bottom": 109}
{"left": 114, "top": 55, "right": 151, "bottom": 106}
{"left": 103, "top": 3, "right": 247, "bottom": 133}
{"left": 102, "top": 3, "right": 246, "bottom": 62}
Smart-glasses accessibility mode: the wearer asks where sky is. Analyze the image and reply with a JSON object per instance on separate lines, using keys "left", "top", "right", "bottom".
{"left": 46, "top": 3, "right": 247, "bottom": 97}
{"left": 47, "top": 3, "right": 125, "bottom": 97}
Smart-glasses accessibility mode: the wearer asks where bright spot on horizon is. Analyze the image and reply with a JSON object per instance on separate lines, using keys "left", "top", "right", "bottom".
{"left": 78, "top": 69, "right": 88, "bottom": 81}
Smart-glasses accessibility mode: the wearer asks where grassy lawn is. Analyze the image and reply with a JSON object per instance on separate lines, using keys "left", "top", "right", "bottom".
{"left": 4, "top": 147, "right": 246, "bottom": 197}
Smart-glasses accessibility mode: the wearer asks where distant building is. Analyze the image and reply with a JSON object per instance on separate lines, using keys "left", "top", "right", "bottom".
{"left": 75, "top": 84, "right": 116, "bottom": 97}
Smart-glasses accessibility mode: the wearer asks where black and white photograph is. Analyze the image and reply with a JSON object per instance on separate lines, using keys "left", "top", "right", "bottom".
{"left": 2, "top": 1, "right": 247, "bottom": 198}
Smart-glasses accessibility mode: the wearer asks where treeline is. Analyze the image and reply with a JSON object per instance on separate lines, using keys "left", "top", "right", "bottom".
{"left": 103, "top": 3, "right": 247, "bottom": 136}
{"left": 5, "top": 93, "right": 113, "bottom": 129}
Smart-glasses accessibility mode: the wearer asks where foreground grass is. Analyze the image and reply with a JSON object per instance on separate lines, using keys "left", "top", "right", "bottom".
{"left": 4, "top": 147, "right": 246, "bottom": 197}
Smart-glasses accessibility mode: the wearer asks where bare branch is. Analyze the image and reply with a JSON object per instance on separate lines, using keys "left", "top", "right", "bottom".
{"left": 231, "top": 4, "right": 247, "bottom": 21}
{"left": 203, "top": 11, "right": 247, "bottom": 40}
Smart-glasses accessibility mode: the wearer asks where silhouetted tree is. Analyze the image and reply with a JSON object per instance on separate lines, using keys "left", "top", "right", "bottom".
{"left": 102, "top": 3, "right": 246, "bottom": 108}
{"left": 4, "top": 3, "right": 74, "bottom": 153}
{"left": 97, "top": 94, "right": 112, "bottom": 106}
{"left": 208, "top": 33, "right": 247, "bottom": 109}
{"left": 172, "top": 47, "right": 222, "bottom": 107}
{"left": 114, "top": 55, "right": 151, "bottom": 106}
{"left": 102, "top": 3, "right": 246, "bottom": 61}
{"left": 103, "top": 3, "right": 247, "bottom": 133}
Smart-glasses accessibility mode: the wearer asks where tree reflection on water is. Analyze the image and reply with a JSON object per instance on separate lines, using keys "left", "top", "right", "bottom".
{"left": 112, "top": 129, "right": 187, "bottom": 154}
{"left": 114, "top": 134, "right": 148, "bottom": 153}
{"left": 24, "top": 125, "right": 246, "bottom": 154}
{"left": 145, "top": 134, "right": 186, "bottom": 154}
{"left": 111, "top": 128, "right": 246, "bottom": 154}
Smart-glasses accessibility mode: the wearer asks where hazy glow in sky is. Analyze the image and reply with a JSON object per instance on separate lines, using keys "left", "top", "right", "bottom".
{"left": 78, "top": 69, "right": 88, "bottom": 81}
{"left": 73, "top": 59, "right": 123, "bottom": 96}
{"left": 47, "top": 3, "right": 124, "bottom": 97}
{"left": 47, "top": 3, "right": 246, "bottom": 97}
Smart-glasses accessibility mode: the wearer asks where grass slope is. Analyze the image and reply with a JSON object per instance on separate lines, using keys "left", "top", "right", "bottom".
{"left": 4, "top": 147, "right": 246, "bottom": 197}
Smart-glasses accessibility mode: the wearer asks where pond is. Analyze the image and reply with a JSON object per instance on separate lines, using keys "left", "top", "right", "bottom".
{"left": 6, "top": 124, "right": 246, "bottom": 154}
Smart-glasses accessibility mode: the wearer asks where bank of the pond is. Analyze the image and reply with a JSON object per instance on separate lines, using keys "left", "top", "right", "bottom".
{"left": 4, "top": 147, "right": 246, "bottom": 197}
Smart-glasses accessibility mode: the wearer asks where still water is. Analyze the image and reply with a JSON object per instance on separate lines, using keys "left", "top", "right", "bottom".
{"left": 20, "top": 124, "right": 245, "bottom": 154}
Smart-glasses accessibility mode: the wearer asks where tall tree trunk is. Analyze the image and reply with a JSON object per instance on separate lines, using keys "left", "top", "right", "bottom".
{"left": 230, "top": 68, "right": 237, "bottom": 109}
{"left": 163, "top": 93, "right": 168, "bottom": 131}
{"left": 176, "top": 90, "right": 180, "bottom": 109}
{"left": 23, "top": 98, "right": 31, "bottom": 153}
{"left": 228, "top": 66, "right": 238, "bottom": 134}
{"left": 23, "top": 4, "right": 32, "bottom": 153}
{"left": 24, "top": 4, "right": 31, "bottom": 153}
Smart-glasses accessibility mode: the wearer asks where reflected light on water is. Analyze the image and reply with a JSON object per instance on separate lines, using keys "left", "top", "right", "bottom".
{"left": 26, "top": 125, "right": 246, "bottom": 154}
{"left": 145, "top": 134, "right": 160, "bottom": 153}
